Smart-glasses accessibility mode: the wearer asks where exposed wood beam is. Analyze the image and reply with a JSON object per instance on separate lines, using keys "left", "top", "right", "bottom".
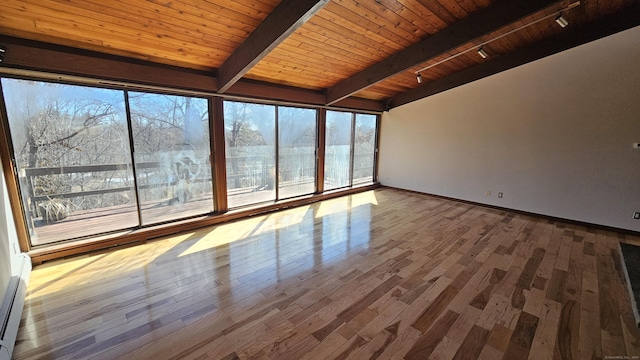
{"left": 0, "top": 36, "right": 384, "bottom": 112}
{"left": 387, "top": 3, "right": 640, "bottom": 109}
{"left": 325, "top": 0, "right": 563, "bottom": 105}
{"left": 216, "top": 0, "right": 330, "bottom": 94}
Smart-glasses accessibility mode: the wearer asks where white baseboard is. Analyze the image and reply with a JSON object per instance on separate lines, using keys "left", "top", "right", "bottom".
{"left": 0, "top": 253, "right": 31, "bottom": 360}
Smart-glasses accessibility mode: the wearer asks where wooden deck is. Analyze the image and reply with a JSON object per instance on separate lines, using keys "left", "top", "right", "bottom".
{"left": 30, "top": 197, "right": 215, "bottom": 246}
{"left": 29, "top": 179, "right": 324, "bottom": 246}
{"left": 14, "top": 188, "right": 640, "bottom": 359}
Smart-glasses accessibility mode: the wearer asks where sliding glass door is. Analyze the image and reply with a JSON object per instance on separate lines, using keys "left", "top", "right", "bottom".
{"left": 224, "top": 101, "right": 318, "bottom": 208}
{"left": 278, "top": 106, "right": 316, "bottom": 199}
{"left": 129, "top": 92, "right": 213, "bottom": 225}
{"left": 353, "top": 114, "right": 377, "bottom": 185}
{"left": 224, "top": 101, "right": 276, "bottom": 208}
{"left": 324, "top": 111, "right": 353, "bottom": 191}
{"left": 1, "top": 79, "right": 138, "bottom": 245}
{"left": 0, "top": 80, "right": 216, "bottom": 245}
{"left": 324, "top": 110, "right": 377, "bottom": 190}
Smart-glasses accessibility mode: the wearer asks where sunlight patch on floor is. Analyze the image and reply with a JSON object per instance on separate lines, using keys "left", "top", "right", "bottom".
{"left": 179, "top": 205, "right": 315, "bottom": 257}
{"left": 315, "top": 191, "right": 377, "bottom": 218}
{"left": 179, "top": 215, "right": 268, "bottom": 257}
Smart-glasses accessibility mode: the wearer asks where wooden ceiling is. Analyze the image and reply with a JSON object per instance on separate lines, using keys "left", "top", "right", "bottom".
{"left": 0, "top": 0, "right": 639, "bottom": 111}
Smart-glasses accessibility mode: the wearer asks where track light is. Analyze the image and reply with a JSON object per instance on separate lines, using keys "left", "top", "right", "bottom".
{"left": 555, "top": 14, "right": 568, "bottom": 28}
{"left": 412, "top": 1, "right": 580, "bottom": 83}
{"left": 477, "top": 47, "right": 488, "bottom": 59}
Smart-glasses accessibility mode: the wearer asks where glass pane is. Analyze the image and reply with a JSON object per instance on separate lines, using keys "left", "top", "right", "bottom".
{"left": 353, "top": 114, "right": 377, "bottom": 185}
{"left": 278, "top": 106, "right": 316, "bottom": 199}
{"left": 225, "top": 101, "right": 276, "bottom": 208}
{"left": 324, "top": 111, "right": 352, "bottom": 190}
{"left": 1, "top": 79, "right": 138, "bottom": 245}
{"left": 129, "top": 92, "right": 213, "bottom": 225}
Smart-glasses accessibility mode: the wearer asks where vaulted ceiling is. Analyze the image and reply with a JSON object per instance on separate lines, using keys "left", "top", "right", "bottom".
{"left": 0, "top": 0, "right": 638, "bottom": 111}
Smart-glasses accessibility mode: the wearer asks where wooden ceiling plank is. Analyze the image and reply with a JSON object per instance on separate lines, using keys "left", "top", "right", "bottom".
{"left": 325, "top": 0, "right": 562, "bottom": 105}
{"left": 39, "top": 0, "right": 247, "bottom": 57}
{"left": 288, "top": 32, "right": 376, "bottom": 65}
{"left": 200, "top": 0, "right": 276, "bottom": 20}
{"left": 0, "top": 16, "right": 106, "bottom": 48}
{"left": 31, "top": 21, "right": 226, "bottom": 68}
{"left": 415, "top": 0, "right": 459, "bottom": 25}
{"left": 0, "top": 27, "right": 217, "bottom": 72}
{"left": 247, "top": 67, "right": 339, "bottom": 89}
{"left": 322, "top": 2, "right": 416, "bottom": 47}
{"left": 0, "top": 6, "right": 228, "bottom": 68}
{"left": 216, "top": 0, "right": 330, "bottom": 94}
{"left": 331, "top": 0, "right": 423, "bottom": 43}
{"left": 349, "top": 0, "right": 429, "bottom": 38}
{"left": 301, "top": 22, "right": 393, "bottom": 61}
{"left": 309, "top": 13, "right": 401, "bottom": 56}
{"left": 16, "top": 0, "right": 240, "bottom": 55}
{"left": 438, "top": 0, "right": 474, "bottom": 20}
{"left": 396, "top": 0, "right": 450, "bottom": 30}
{"left": 256, "top": 56, "right": 353, "bottom": 79}
{"left": 145, "top": 0, "right": 263, "bottom": 30}
{"left": 113, "top": 0, "right": 252, "bottom": 40}
{"left": 257, "top": 48, "right": 362, "bottom": 76}
{"left": 455, "top": 0, "right": 483, "bottom": 13}
{"left": 388, "top": 2, "right": 640, "bottom": 108}
{"left": 276, "top": 40, "right": 369, "bottom": 69}
{"left": 381, "top": 0, "right": 442, "bottom": 35}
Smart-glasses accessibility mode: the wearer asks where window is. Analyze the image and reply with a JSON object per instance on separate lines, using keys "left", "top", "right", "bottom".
{"left": 224, "top": 102, "right": 319, "bottom": 207}
{"left": 278, "top": 106, "right": 316, "bottom": 199}
{"left": 1, "top": 79, "right": 138, "bottom": 245}
{"left": 224, "top": 101, "right": 276, "bottom": 208}
{"left": 324, "top": 110, "right": 377, "bottom": 191}
{"left": 129, "top": 92, "right": 213, "bottom": 225}
{"left": 324, "top": 111, "right": 352, "bottom": 191}
{"left": 353, "top": 114, "right": 377, "bottom": 185}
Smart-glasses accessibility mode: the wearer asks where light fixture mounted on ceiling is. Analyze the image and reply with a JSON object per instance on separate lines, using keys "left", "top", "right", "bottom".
{"left": 413, "top": 1, "right": 580, "bottom": 84}
{"left": 555, "top": 14, "right": 569, "bottom": 28}
{"left": 477, "top": 47, "right": 488, "bottom": 59}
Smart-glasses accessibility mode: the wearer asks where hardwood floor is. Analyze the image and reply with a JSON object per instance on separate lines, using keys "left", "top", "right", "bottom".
{"left": 14, "top": 188, "right": 640, "bottom": 359}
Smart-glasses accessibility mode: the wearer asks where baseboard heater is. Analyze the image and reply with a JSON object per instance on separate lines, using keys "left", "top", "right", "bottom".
{"left": 0, "top": 254, "right": 31, "bottom": 360}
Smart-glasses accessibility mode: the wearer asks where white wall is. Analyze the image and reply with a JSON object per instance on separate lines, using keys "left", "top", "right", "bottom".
{"left": 0, "top": 158, "right": 21, "bottom": 303}
{"left": 379, "top": 25, "right": 640, "bottom": 231}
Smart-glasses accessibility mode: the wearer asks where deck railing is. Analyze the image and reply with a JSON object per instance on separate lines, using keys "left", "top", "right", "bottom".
{"left": 21, "top": 152, "right": 373, "bottom": 221}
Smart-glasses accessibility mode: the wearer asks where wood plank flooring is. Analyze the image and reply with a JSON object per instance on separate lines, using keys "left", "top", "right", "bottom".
{"left": 14, "top": 188, "right": 640, "bottom": 359}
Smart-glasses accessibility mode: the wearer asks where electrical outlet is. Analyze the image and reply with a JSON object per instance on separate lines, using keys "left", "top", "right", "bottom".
{"left": 498, "top": 192, "right": 503, "bottom": 198}
{"left": 486, "top": 191, "right": 491, "bottom": 197}
{"left": 634, "top": 211, "right": 640, "bottom": 220}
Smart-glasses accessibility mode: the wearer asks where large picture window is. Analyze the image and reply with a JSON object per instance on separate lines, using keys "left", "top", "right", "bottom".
{"left": 278, "top": 106, "right": 316, "bottom": 199}
{"left": 324, "top": 111, "right": 352, "bottom": 191}
{"left": 353, "top": 114, "right": 377, "bottom": 185}
{"left": 129, "top": 92, "right": 213, "bottom": 225}
{"left": 224, "top": 101, "right": 319, "bottom": 208}
{"left": 324, "top": 110, "right": 377, "bottom": 191}
{"left": 224, "top": 101, "right": 276, "bottom": 208}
